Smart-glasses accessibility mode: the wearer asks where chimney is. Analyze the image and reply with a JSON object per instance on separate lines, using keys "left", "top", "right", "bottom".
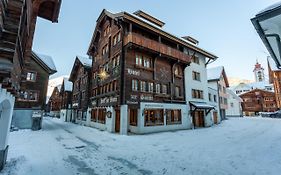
{"left": 182, "top": 36, "right": 199, "bottom": 45}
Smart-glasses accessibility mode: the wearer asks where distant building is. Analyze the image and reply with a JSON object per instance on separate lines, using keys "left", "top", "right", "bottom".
{"left": 239, "top": 89, "right": 277, "bottom": 116}
{"left": 69, "top": 56, "right": 92, "bottom": 124}
{"left": 60, "top": 78, "right": 73, "bottom": 122}
{"left": 226, "top": 89, "right": 243, "bottom": 117}
{"left": 48, "top": 86, "right": 62, "bottom": 117}
{"left": 207, "top": 66, "right": 229, "bottom": 120}
{"left": 253, "top": 60, "right": 265, "bottom": 82}
{"left": 12, "top": 52, "right": 56, "bottom": 129}
{"left": 207, "top": 87, "right": 220, "bottom": 124}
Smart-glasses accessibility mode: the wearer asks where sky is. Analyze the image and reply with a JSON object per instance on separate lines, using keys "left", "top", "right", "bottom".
{"left": 32, "top": 0, "right": 281, "bottom": 81}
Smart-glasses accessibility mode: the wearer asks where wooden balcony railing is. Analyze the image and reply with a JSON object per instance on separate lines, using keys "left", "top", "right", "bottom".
{"left": 124, "top": 33, "right": 191, "bottom": 64}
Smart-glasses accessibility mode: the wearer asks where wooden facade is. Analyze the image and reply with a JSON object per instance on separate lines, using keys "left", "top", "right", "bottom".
{"left": 48, "top": 86, "right": 61, "bottom": 112}
{"left": 268, "top": 59, "right": 281, "bottom": 109}
{"left": 0, "top": 0, "right": 61, "bottom": 95}
{"left": 60, "top": 78, "right": 72, "bottom": 110}
{"left": 15, "top": 52, "right": 56, "bottom": 109}
{"left": 69, "top": 56, "right": 92, "bottom": 120}
{"left": 87, "top": 10, "right": 217, "bottom": 133}
{"left": 240, "top": 89, "right": 277, "bottom": 116}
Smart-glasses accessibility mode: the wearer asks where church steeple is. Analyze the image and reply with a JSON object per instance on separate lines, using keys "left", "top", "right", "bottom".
{"left": 253, "top": 60, "right": 265, "bottom": 82}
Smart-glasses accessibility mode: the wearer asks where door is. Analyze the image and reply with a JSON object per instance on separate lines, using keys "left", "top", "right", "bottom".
{"left": 213, "top": 112, "right": 218, "bottom": 124}
{"left": 115, "top": 109, "right": 120, "bottom": 133}
{"left": 194, "top": 110, "right": 205, "bottom": 127}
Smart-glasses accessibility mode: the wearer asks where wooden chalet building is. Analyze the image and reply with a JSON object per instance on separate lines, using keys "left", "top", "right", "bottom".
{"left": 87, "top": 10, "right": 217, "bottom": 134}
{"left": 69, "top": 56, "right": 92, "bottom": 123}
{"left": 48, "top": 85, "right": 62, "bottom": 117}
{"left": 60, "top": 77, "right": 72, "bottom": 122}
{"left": 0, "top": 0, "right": 61, "bottom": 171}
{"left": 268, "top": 57, "right": 281, "bottom": 109}
{"left": 12, "top": 52, "right": 56, "bottom": 128}
{"left": 239, "top": 89, "right": 277, "bottom": 116}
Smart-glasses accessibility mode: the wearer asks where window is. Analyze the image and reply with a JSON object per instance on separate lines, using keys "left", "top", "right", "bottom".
{"left": 214, "top": 95, "right": 217, "bottom": 102}
{"left": 192, "top": 71, "right": 201, "bottom": 81}
{"left": 224, "top": 98, "right": 228, "bottom": 105}
{"left": 148, "top": 82, "right": 153, "bottom": 93}
{"left": 132, "top": 79, "right": 138, "bottom": 91}
{"left": 230, "top": 103, "right": 234, "bottom": 107}
{"left": 192, "top": 89, "right": 204, "bottom": 99}
{"left": 209, "top": 93, "right": 212, "bottom": 101}
{"left": 144, "top": 109, "right": 164, "bottom": 126}
{"left": 191, "top": 56, "right": 200, "bottom": 64}
{"left": 143, "top": 57, "right": 151, "bottom": 68}
{"left": 166, "top": 109, "right": 182, "bottom": 125}
{"left": 26, "top": 72, "right": 36, "bottom": 81}
{"left": 174, "top": 66, "right": 181, "bottom": 76}
{"left": 140, "top": 81, "right": 146, "bottom": 92}
{"left": 113, "top": 32, "right": 121, "bottom": 46}
{"left": 156, "top": 84, "right": 161, "bottom": 93}
{"left": 162, "top": 84, "right": 168, "bottom": 94}
{"left": 223, "top": 87, "right": 226, "bottom": 93}
{"left": 18, "top": 91, "right": 39, "bottom": 101}
{"left": 104, "top": 25, "right": 110, "bottom": 37}
{"left": 175, "top": 86, "right": 180, "bottom": 97}
{"left": 130, "top": 109, "right": 138, "bottom": 126}
{"left": 102, "top": 44, "right": 109, "bottom": 56}
{"left": 136, "top": 54, "right": 142, "bottom": 66}
{"left": 82, "top": 91, "right": 86, "bottom": 99}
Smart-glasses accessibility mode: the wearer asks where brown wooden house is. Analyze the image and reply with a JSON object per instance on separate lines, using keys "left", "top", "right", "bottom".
{"left": 0, "top": 0, "right": 61, "bottom": 95}
{"left": 87, "top": 10, "right": 217, "bottom": 134}
{"left": 59, "top": 78, "right": 72, "bottom": 122}
{"left": 12, "top": 51, "right": 56, "bottom": 128}
{"left": 239, "top": 89, "right": 277, "bottom": 116}
{"left": 48, "top": 85, "right": 62, "bottom": 117}
{"left": 268, "top": 57, "right": 281, "bottom": 109}
{"left": 69, "top": 56, "right": 92, "bottom": 122}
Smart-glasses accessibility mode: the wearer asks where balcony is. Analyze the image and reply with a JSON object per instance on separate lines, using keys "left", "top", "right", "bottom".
{"left": 124, "top": 33, "right": 191, "bottom": 64}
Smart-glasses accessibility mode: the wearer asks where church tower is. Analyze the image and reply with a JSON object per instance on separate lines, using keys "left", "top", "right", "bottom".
{"left": 253, "top": 60, "right": 265, "bottom": 82}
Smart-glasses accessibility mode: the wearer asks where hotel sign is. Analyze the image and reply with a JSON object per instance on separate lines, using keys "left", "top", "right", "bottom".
{"left": 127, "top": 68, "right": 140, "bottom": 76}
{"left": 100, "top": 96, "right": 118, "bottom": 104}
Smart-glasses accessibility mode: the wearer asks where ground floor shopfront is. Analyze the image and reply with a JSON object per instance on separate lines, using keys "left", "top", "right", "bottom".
{"left": 66, "top": 102, "right": 220, "bottom": 135}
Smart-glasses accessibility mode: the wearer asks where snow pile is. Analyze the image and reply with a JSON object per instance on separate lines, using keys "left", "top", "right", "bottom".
{"left": 207, "top": 66, "right": 224, "bottom": 81}
{"left": 77, "top": 56, "right": 92, "bottom": 67}
{"left": 1, "top": 117, "right": 281, "bottom": 175}
{"left": 35, "top": 52, "right": 57, "bottom": 72}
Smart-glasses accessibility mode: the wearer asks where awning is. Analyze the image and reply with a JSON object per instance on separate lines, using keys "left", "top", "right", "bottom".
{"left": 189, "top": 102, "right": 215, "bottom": 109}
{"left": 251, "top": 2, "right": 281, "bottom": 68}
{"left": 189, "top": 102, "right": 215, "bottom": 116}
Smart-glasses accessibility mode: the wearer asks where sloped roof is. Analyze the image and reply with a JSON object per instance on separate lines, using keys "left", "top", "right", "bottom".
{"left": 88, "top": 9, "right": 218, "bottom": 60}
{"left": 77, "top": 55, "right": 92, "bottom": 68}
{"left": 248, "top": 81, "right": 273, "bottom": 90}
{"left": 32, "top": 51, "right": 57, "bottom": 74}
{"left": 257, "top": 2, "right": 281, "bottom": 16}
{"left": 63, "top": 77, "right": 73, "bottom": 92}
{"left": 207, "top": 66, "right": 229, "bottom": 87}
{"left": 226, "top": 89, "right": 242, "bottom": 102}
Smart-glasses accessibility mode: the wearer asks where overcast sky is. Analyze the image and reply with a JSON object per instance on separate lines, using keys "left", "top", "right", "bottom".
{"left": 32, "top": 0, "right": 280, "bottom": 81}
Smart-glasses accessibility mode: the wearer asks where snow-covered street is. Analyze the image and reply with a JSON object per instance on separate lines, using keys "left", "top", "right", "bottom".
{"left": 1, "top": 117, "right": 281, "bottom": 175}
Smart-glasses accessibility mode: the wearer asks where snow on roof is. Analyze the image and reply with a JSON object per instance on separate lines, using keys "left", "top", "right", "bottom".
{"left": 207, "top": 66, "right": 224, "bottom": 81}
{"left": 257, "top": 2, "right": 281, "bottom": 15}
{"left": 35, "top": 52, "right": 56, "bottom": 71}
{"left": 190, "top": 102, "right": 215, "bottom": 109}
{"left": 227, "top": 89, "right": 242, "bottom": 102}
{"left": 77, "top": 56, "right": 92, "bottom": 67}
{"left": 63, "top": 78, "right": 73, "bottom": 92}
{"left": 248, "top": 81, "right": 273, "bottom": 89}
{"left": 268, "top": 56, "right": 281, "bottom": 71}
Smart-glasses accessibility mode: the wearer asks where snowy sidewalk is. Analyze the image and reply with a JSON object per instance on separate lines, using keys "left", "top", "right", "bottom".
{"left": 1, "top": 117, "right": 281, "bottom": 175}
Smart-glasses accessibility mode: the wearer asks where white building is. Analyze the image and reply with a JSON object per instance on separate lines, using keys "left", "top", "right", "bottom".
{"left": 185, "top": 51, "right": 219, "bottom": 128}
{"left": 226, "top": 89, "right": 243, "bottom": 117}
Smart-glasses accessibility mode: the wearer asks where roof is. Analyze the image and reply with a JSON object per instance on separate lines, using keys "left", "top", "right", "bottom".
{"left": 268, "top": 56, "right": 281, "bottom": 71}
{"left": 251, "top": 2, "right": 281, "bottom": 68}
{"left": 248, "top": 81, "right": 273, "bottom": 90}
{"left": 77, "top": 56, "right": 92, "bottom": 68}
{"left": 226, "top": 89, "right": 242, "bottom": 102}
{"left": 32, "top": 51, "right": 57, "bottom": 74}
{"left": 190, "top": 102, "right": 215, "bottom": 109}
{"left": 239, "top": 88, "right": 275, "bottom": 97}
{"left": 63, "top": 78, "right": 73, "bottom": 92}
{"left": 207, "top": 66, "right": 223, "bottom": 80}
{"left": 88, "top": 9, "right": 218, "bottom": 60}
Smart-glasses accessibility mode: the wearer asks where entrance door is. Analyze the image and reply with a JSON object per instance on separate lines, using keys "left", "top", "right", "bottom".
{"left": 194, "top": 110, "right": 205, "bottom": 127}
{"left": 213, "top": 112, "right": 218, "bottom": 124}
{"left": 115, "top": 109, "right": 120, "bottom": 133}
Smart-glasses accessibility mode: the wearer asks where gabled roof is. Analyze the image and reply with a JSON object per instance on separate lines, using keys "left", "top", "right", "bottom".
{"left": 207, "top": 66, "right": 229, "bottom": 87}
{"left": 226, "top": 89, "right": 242, "bottom": 102}
{"left": 69, "top": 56, "right": 91, "bottom": 82}
{"left": 61, "top": 77, "right": 73, "bottom": 92}
{"left": 239, "top": 88, "right": 275, "bottom": 97}
{"left": 31, "top": 51, "right": 57, "bottom": 74}
{"left": 88, "top": 9, "right": 218, "bottom": 60}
